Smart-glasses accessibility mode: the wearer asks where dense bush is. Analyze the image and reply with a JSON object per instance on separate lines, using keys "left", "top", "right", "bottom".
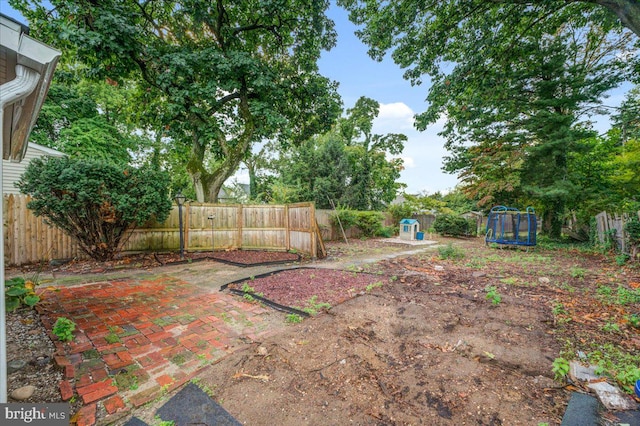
{"left": 387, "top": 203, "right": 415, "bottom": 224}
{"left": 433, "top": 214, "right": 474, "bottom": 237}
{"left": 18, "top": 157, "right": 172, "bottom": 261}
{"left": 330, "top": 209, "right": 387, "bottom": 237}
{"left": 625, "top": 217, "right": 640, "bottom": 261}
{"left": 354, "top": 211, "right": 386, "bottom": 237}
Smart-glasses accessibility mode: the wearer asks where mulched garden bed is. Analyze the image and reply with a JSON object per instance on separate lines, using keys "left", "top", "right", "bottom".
{"left": 225, "top": 267, "right": 389, "bottom": 311}
{"left": 210, "top": 250, "right": 301, "bottom": 267}
{"left": 8, "top": 250, "right": 301, "bottom": 276}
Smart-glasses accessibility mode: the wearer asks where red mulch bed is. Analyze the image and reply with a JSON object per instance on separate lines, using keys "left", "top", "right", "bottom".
{"left": 9, "top": 250, "right": 300, "bottom": 275}
{"left": 211, "top": 250, "right": 300, "bottom": 266}
{"left": 229, "top": 268, "right": 387, "bottom": 309}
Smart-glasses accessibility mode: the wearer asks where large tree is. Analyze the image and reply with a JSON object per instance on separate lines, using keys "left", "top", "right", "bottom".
{"left": 339, "top": 0, "right": 636, "bottom": 237}
{"left": 13, "top": 0, "right": 342, "bottom": 202}
{"left": 269, "top": 97, "right": 406, "bottom": 209}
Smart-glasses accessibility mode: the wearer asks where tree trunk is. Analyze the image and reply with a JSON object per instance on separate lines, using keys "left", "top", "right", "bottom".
{"left": 186, "top": 88, "right": 256, "bottom": 203}
{"left": 592, "top": 0, "right": 640, "bottom": 37}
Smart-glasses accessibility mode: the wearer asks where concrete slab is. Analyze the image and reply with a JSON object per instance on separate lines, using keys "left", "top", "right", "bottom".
{"left": 569, "top": 361, "right": 601, "bottom": 382}
{"left": 587, "top": 382, "right": 639, "bottom": 410}
{"left": 155, "top": 382, "right": 241, "bottom": 426}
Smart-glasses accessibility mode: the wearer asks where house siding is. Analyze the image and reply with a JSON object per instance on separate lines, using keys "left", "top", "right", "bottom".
{"left": 2, "top": 142, "right": 64, "bottom": 194}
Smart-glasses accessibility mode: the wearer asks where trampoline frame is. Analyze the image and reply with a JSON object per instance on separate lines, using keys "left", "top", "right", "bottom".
{"left": 485, "top": 205, "right": 537, "bottom": 247}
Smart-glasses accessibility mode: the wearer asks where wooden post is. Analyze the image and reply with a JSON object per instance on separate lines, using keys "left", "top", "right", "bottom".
{"left": 236, "top": 204, "right": 243, "bottom": 249}
{"left": 309, "top": 202, "right": 317, "bottom": 258}
{"left": 285, "top": 204, "right": 290, "bottom": 251}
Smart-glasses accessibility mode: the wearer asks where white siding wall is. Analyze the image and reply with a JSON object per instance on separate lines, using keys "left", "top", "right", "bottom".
{"left": 2, "top": 143, "right": 64, "bottom": 194}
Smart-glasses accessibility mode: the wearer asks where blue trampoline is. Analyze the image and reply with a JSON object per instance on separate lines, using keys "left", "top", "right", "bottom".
{"left": 485, "top": 206, "right": 537, "bottom": 247}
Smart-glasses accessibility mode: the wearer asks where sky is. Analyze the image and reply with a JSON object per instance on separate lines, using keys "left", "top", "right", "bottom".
{"left": 1, "top": 1, "right": 633, "bottom": 195}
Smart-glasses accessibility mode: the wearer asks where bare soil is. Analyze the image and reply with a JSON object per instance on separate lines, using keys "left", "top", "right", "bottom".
{"left": 6, "top": 237, "right": 640, "bottom": 426}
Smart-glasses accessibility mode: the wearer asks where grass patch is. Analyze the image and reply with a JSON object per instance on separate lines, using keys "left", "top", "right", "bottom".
{"left": 438, "top": 243, "right": 465, "bottom": 260}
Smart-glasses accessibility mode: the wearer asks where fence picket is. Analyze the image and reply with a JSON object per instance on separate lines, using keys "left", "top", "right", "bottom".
{"left": 3, "top": 195, "right": 321, "bottom": 265}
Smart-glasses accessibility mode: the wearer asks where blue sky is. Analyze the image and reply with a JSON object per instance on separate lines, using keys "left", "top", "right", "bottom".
{"left": 2, "top": 1, "right": 632, "bottom": 195}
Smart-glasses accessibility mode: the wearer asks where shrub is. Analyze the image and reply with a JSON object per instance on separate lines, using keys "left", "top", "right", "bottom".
{"left": 5, "top": 277, "right": 40, "bottom": 312}
{"left": 18, "top": 157, "right": 172, "bottom": 261}
{"left": 330, "top": 208, "right": 358, "bottom": 230}
{"left": 330, "top": 209, "right": 386, "bottom": 237}
{"left": 438, "top": 243, "right": 465, "bottom": 260}
{"left": 354, "top": 211, "right": 385, "bottom": 237}
{"left": 387, "top": 203, "right": 415, "bottom": 225}
{"left": 433, "top": 214, "right": 472, "bottom": 237}
{"left": 625, "top": 217, "right": 640, "bottom": 261}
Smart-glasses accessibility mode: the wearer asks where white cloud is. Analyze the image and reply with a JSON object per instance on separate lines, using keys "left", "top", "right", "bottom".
{"left": 393, "top": 155, "right": 415, "bottom": 168}
{"left": 373, "top": 102, "right": 415, "bottom": 132}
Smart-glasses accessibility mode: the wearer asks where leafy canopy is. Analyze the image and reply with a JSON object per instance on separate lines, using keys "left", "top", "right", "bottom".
{"left": 17, "top": 157, "right": 172, "bottom": 261}
{"left": 12, "top": 0, "right": 342, "bottom": 201}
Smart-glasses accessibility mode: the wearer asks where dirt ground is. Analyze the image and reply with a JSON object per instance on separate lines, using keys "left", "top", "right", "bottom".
{"left": 130, "top": 237, "right": 640, "bottom": 425}
{"left": 7, "top": 237, "right": 640, "bottom": 425}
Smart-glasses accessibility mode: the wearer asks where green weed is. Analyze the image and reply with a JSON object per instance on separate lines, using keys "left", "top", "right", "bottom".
{"left": 52, "top": 317, "right": 76, "bottom": 342}
{"left": 485, "top": 286, "right": 502, "bottom": 306}
{"left": 4, "top": 276, "right": 41, "bottom": 312}
{"left": 570, "top": 267, "right": 586, "bottom": 279}
{"left": 626, "top": 314, "right": 640, "bottom": 328}
{"left": 588, "top": 343, "right": 640, "bottom": 393}
{"left": 285, "top": 314, "right": 303, "bottom": 324}
{"left": 500, "top": 277, "right": 519, "bottom": 286}
{"left": 438, "top": 243, "right": 465, "bottom": 260}
{"left": 552, "top": 357, "right": 570, "bottom": 381}
{"left": 365, "top": 281, "right": 384, "bottom": 292}
{"left": 601, "top": 322, "right": 620, "bottom": 333}
{"left": 301, "top": 295, "right": 331, "bottom": 316}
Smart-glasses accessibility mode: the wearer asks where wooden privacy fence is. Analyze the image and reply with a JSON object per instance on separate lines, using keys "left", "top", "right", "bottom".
{"left": 4, "top": 195, "right": 321, "bottom": 266}
{"left": 594, "top": 211, "right": 640, "bottom": 255}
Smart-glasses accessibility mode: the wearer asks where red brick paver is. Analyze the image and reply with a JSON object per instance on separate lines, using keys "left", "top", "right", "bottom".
{"left": 37, "top": 275, "right": 279, "bottom": 425}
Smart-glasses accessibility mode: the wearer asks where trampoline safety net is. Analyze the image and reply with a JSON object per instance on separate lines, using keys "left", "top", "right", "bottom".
{"left": 485, "top": 206, "right": 537, "bottom": 247}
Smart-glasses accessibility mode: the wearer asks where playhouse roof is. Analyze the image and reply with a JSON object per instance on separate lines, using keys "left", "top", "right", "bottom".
{"left": 399, "top": 219, "right": 418, "bottom": 224}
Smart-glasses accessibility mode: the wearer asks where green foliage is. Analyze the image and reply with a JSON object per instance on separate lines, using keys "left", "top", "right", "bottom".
{"left": 285, "top": 314, "right": 304, "bottom": 324}
{"left": 387, "top": 203, "right": 415, "bottom": 225}
{"left": 301, "top": 296, "right": 332, "bottom": 316}
{"left": 52, "top": 317, "right": 76, "bottom": 342}
{"left": 626, "top": 314, "right": 640, "bottom": 328}
{"left": 602, "top": 322, "right": 621, "bottom": 333}
{"left": 17, "top": 0, "right": 342, "bottom": 203}
{"left": 432, "top": 214, "right": 472, "bottom": 237}
{"left": 18, "top": 157, "right": 172, "bottom": 261}
{"left": 269, "top": 97, "right": 406, "bottom": 209}
{"left": 330, "top": 209, "right": 386, "bottom": 237}
{"left": 552, "top": 357, "right": 570, "bottom": 381}
{"left": 4, "top": 277, "right": 40, "bottom": 312}
{"left": 625, "top": 217, "right": 640, "bottom": 259}
{"left": 338, "top": 0, "right": 636, "bottom": 237}
{"left": 241, "top": 282, "right": 263, "bottom": 303}
{"left": 588, "top": 343, "right": 640, "bottom": 393}
{"left": 485, "top": 286, "right": 502, "bottom": 306}
{"left": 437, "top": 243, "right": 465, "bottom": 260}
{"left": 570, "top": 267, "right": 586, "bottom": 279}
{"left": 354, "top": 211, "right": 386, "bottom": 237}
{"left": 365, "top": 281, "right": 384, "bottom": 292}
{"left": 596, "top": 285, "right": 640, "bottom": 305}
{"left": 331, "top": 209, "right": 358, "bottom": 230}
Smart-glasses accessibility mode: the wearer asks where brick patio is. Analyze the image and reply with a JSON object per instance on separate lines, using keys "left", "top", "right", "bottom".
{"left": 37, "top": 275, "right": 278, "bottom": 425}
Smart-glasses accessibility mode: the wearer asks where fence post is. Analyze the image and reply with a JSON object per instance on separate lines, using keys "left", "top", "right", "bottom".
{"left": 236, "top": 204, "right": 243, "bottom": 249}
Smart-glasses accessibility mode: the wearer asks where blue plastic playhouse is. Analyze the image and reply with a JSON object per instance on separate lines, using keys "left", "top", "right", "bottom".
{"left": 485, "top": 206, "right": 537, "bottom": 247}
